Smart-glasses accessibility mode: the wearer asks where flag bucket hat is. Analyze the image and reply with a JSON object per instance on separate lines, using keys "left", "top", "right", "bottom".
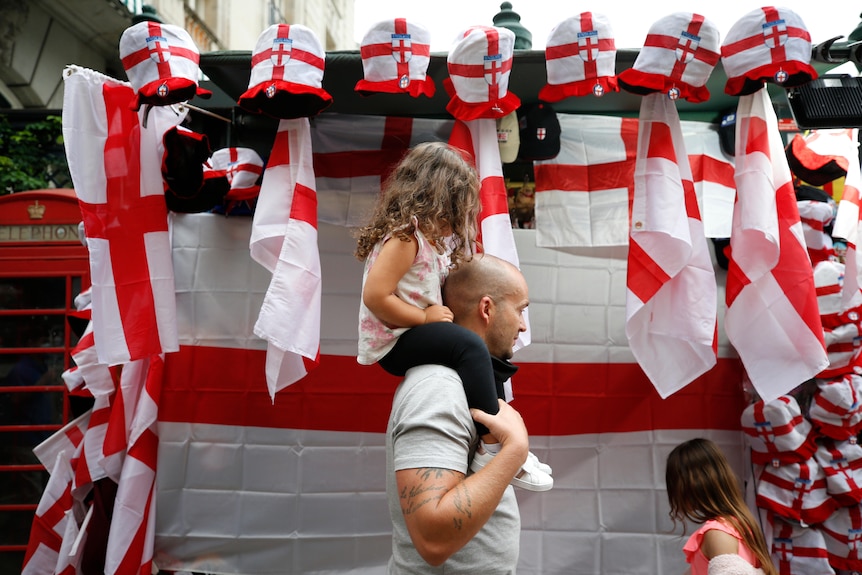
{"left": 238, "top": 24, "right": 333, "bottom": 119}
{"left": 756, "top": 457, "right": 837, "bottom": 525}
{"left": 209, "top": 147, "right": 265, "bottom": 202}
{"left": 814, "top": 438, "right": 862, "bottom": 506}
{"left": 446, "top": 25, "right": 520, "bottom": 121}
{"left": 539, "top": 12, "right": 619, "bottom": 102}
{"left": 815, "top": 260, "right": 862, "bottom": 379}
{"left": 120, "top": 21, "right": 212, "bottom": 110}
{"left": 741, "top": 395, "right": 817, "bottom": 466}
{"left": 617, "top": 12, "right": 720, "bottom": 103}
{"left": 721, "top": 6, "right": 817, "bottom": 97}
{"left": 810, "top": 374, "right": 862, "bottom": 440}
{"left": 354, "top": 18, "right": 435, "bottom": 98}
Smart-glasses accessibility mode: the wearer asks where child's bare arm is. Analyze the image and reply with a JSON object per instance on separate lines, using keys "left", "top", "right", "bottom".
{"left": 363, "top": 237, "right": 441, "bottom": 327}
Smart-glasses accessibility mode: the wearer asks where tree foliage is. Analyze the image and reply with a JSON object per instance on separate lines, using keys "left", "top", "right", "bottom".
{"left": 0, "top": 115, "right": 70, "bottom": 195}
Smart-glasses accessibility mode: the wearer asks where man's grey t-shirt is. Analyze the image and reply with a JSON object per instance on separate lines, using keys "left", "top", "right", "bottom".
{"left": 386, "top": 364, "right": 520, "bottom": 574}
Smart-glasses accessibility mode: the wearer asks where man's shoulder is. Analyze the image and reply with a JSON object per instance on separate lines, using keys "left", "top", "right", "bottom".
{"left": 395, "top": 364, "right": 466, "bottom": 406}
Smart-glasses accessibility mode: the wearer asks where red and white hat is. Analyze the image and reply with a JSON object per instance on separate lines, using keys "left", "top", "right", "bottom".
{"left": 238, "top": 24, "right": 332, "bottom": 119}
{"left": 445, "top": 26, "right": 520, "bottom": 121}
{"left": 539, "top": 12, "right": 619, "bottom": 102}
{"left": 354, "top": 18, "right": 435, "bottom": 98}
{"left": 741, "top": 395, "right": 816, "bottom": 466}
{"left": 814, "top": 438, "right": 862, "bottom": 507}
{"left": 756, "top": 457, "right": 837, "bottom": 525}
{"left": 809, "top": 374, "right": 862, "bottom": 440}
{"left": 820, "top": 505, "right": 862, "bottom": 572}
{"left": 721, "top": 6, "right": 817, "bottom": 97}
{"left": 616, "top": 12, "right": 720, "bottom": 103}
{"left": 770, "top": 516, "right": 833, "bottom": 575}
{"left": 209, "top": 147, "right": 265, "bottom": 202}
{"left": 815, "top": 260, "right": 862, "bottom": 379}
{"left": 119, "top": 21, "right": 211, "bottom": 110}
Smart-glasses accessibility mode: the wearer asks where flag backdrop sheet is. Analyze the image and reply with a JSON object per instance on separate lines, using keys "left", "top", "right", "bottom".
{"left": 154, "top": 214, "right": 746, "bottom": 575}
{"left": 534, "top": 114, "right": 735, "bottom": 248}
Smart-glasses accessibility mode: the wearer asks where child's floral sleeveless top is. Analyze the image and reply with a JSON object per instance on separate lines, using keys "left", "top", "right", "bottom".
{"left": 357, "top": 226, "right": 449, "bottom": 365}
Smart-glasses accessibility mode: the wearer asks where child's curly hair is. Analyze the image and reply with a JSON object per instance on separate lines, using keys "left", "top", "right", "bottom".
{"left": 354, "top": 141, "right": 481, "bottom": 268}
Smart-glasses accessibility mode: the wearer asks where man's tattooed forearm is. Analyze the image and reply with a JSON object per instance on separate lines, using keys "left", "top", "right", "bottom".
{"left": 400, "top": 468, "right": 473, "bottom": 528}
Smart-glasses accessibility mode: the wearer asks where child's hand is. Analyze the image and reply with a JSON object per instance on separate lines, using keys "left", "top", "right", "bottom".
{"left": 423, "top": 304, "right": 454, "bottom": 323}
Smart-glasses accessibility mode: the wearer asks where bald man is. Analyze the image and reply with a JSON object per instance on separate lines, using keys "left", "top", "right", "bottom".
{"left": 385, "top": 253, "right": 530, "bottom": 574}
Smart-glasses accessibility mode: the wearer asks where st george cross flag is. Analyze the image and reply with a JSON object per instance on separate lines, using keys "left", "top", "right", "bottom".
{"left": 448, "top": 117, "right": 531, "bottom": 352}
{"left": 725, "top": 87, "right": 828, "bottom": 402}
{"left": 534, "top": 114, "right": 639, "bottom": 247}
{"left": 250, "top": 118, "right": 322, "bottom": 399}
{"left": 534, "top": 114, "right": 735, "bottom": 247}
{"left": 625, "top": 93, "right": 717, "bottom": 398}
{"left": 62, "top": 65, "right": 182, "bottom": 366}
{"left": 104, "top": 354, "right": 164, "bottom": 575}
{"left": 819, "top": 129, "right": 862, "bottom": 311}
{"left": 311, "top": 114, "right": 453, "bottom": 227}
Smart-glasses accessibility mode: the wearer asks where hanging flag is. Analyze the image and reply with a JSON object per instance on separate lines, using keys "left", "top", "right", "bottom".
{"left": 21, "top": 450, "right": 78, "bottom": 575}
{"left": 725, "top": 87, "right": 828, "bottom": 402}
{"left": 250, "top": 118, "right": 322, "bottom": 399}
{"left": 62, "top": 65, "right": 183, "bottom": 366}
{"left": 625, "top": 93, "right": 717, "bottom": 398}
{"left": 448, "top": 117, "right": 531, "bottom": 351}
{"left": 311, "top": 114, "right": 453, "bottom": 226}
{"left": 533, "top": 113, "right": 734, "bottom": 247}
{"left": 104, "top": 354, "right": 164, "bottom": 575}
{"left": 821, "top": 129, "right": 862, "bottom": 310}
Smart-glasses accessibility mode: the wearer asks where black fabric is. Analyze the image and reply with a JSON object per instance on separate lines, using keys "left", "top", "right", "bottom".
{"left": 517, "top": 102, "right": 562, "bottom": 161}
{"left": 162, "top": 126, "right": 224, "bottom": 213}
{"left": 786, "top": 133, "right": 849, "bottom": 186}
{"left": 379, "top": 322, "right": 499, "bottom": 436}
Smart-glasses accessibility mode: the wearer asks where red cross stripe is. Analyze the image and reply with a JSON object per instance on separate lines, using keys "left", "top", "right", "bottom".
{"left": 147, "top": 22, "right": 171, "bottom": 80}
{"left": 392, "top": 19, "right": 411, "bottom": 83}
{"left": 761, "top": 7, "right": 788, "bottom": 62}
{"left": 78, "top": 83, "right": 168, "bottom": 360}
{"left": 312, "top": 116, "right": 414, "bottom": 185}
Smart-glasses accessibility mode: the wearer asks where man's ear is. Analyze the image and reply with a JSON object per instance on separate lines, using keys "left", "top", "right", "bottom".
{"left": 478, "top": 295, "right": 494, "bottom": 324}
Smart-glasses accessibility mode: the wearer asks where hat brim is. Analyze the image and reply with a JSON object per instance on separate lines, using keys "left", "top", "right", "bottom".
{"left": 238, "top": 81, "right": 333, "bottom": 119}
{"left": 724, "top": 61, "right": 818, "bottom": 96}
{"left": 617, "top": 69, "right": 710, "bottom": 103}
{"left": 354, "top": 78, "right": 436, "bottom": 99}
{"left": 538, "top": 77, "right": 619, "bottom": 102}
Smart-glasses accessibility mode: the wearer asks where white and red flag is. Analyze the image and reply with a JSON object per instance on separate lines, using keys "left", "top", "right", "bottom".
{"left": 62, "top": 65, "right": 182, "bottom": 366}
{"left": 533, "top": 113, "right": 735, "bottom": 247}
{"left": 820, "top": 129, "right": 862, "bottom": 310}
{"left": 103, "top": 354, "right": 164, "bottom": 575}
{"left": 625, "top": 93, "right": 717, "bottom": 398}
{"left": 448, "top": 117, "right": 531, "bottom": 351}
{"left": 250, "top": 118, "right": 322, "bottom": 399}
{"left": 311, "top": 114, "right": 452, "bottom": 226}
{"left": 725, "top": 87, "right": 828, "bottom": 401}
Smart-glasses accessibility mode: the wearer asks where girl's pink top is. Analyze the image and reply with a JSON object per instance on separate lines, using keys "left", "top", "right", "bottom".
{"left": 683, "top": 519, "right": 759, "bottom": 575}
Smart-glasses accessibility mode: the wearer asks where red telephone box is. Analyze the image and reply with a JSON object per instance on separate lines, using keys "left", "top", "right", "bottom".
{"left": 0, "top": 189, "right": 90, "bottom": 569}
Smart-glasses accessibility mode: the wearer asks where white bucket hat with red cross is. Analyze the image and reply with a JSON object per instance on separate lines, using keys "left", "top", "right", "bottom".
{"left": 209, "top": 148, "right": 265, "bottom": 202}
{"left": 770, "top": 516, "right": 833, "bottom": 575}
{"left": 821, "top": 505, "right": 862, "bottom": 572}
{"left": 814, "top": 437, "right": 862, "bottom": 507}
{"left": 756, "top": 457, "right": 837, "bottom": 525}
{"left": 741, "top": 395, "right": 816, "bottom": 466}
{"left": 720, "top": 6, "right": 817, "bottom": 97}
{"left": 445, "top": 25, "right": 520, "bottom": 122}
{"left": 617, "top": 12, "right": 720, "bottom": 103}
{"left": 354, "top": 18, "right": 436, "bottom": 98}
{"left": 810, "top": 374, "right": 862, "bottom": 440}
{"left": 815, "top": 260, "right": 862, "bottom": 379}
{"left": 539, "top": 12, "right": 619, "bottom": 102}
{"left": 119, "top": 21, "right": 212, "bottom": 110}
{"left": 238, "top": 24, "right": 332, "bottom": 119}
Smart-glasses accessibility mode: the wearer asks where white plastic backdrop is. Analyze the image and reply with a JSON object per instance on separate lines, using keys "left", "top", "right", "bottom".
{"left": 154, "top": 211, "right": 747, "bottom": 574}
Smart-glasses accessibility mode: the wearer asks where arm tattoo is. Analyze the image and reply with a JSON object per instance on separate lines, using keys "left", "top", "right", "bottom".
{"left": 400, "top": 468, "right": 473, "bottom": 529}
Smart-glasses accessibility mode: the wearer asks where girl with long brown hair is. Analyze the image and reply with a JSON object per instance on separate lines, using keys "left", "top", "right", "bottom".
{"left": 666, "top": 438, "right": 777, "bottom": 575}
{"left": 355, "top": 141, "right": 552, "bottom": 491}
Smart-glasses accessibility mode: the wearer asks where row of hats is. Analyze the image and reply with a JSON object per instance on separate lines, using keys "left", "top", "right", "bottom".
{"left": 118, "top": 7, "right": 818, "bottom": 121}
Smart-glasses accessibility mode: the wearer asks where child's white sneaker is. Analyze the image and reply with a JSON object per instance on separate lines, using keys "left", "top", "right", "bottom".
{"left": 470, "top": 447, "right": 554, "bottom": 492}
